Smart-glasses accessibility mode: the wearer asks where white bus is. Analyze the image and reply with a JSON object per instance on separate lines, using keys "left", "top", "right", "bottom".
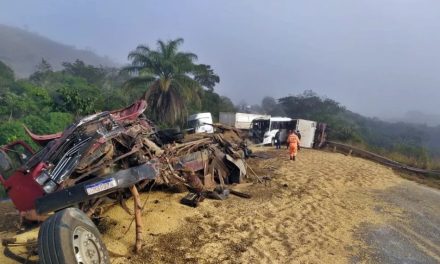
{"left": 251, "top": 117, "right": 294, "bottom": 145}
{"left": 251, "top": 117, "right": 318, "bottom": 147}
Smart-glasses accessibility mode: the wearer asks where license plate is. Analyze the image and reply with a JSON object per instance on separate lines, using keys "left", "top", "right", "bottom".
{"left": 85, "top": 178, "right": 117, "bottom": 195}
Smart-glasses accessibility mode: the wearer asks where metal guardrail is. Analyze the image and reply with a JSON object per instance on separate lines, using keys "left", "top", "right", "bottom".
{"left": 325, "top": 141, "right": 440, "bottom": 176}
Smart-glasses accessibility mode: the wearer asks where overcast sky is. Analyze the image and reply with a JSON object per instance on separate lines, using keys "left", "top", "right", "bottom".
{"left": 0, "top": 0, "right": 439, "bottom": 118}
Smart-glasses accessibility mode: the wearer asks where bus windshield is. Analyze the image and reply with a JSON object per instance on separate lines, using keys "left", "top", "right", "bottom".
{"left": 251, "top": 119, "right": 269, "bottom": 142}
{"left": 187, "top": 119, "right": 201, "bottom": 129}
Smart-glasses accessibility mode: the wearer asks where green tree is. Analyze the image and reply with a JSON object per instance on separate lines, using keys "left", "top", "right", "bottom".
{"left": 62, "top": 60, "right": 106, "bottom": 85}
{"left": 0, "top": 60, "right": 14, "bottom": 96}
{"left": 22, "top": 112, "right": 73, "bottom": 135}
{"left": 124, "top": 38, "right": 210, "bottom": 125}
{"left": 54, "top": 77, "right": 98, "bottom": 115}
{"left": 0, "top": 121, "right": 31, "bottom": 146}
{"left": 0, "top": 81, "right": 52, "bottom": 119}
{"left": 219, "top": 96, "right": 236, "bottom": 113}
{"left": 194, "top": 64, "right": 220, "bottom": 92}
{"left": 29, "top": 58, "right": 53, "bottom": 85}
{"left": 279, "top": 90, "right": 344, "bottom": 121}
{"left": 194, "top": 91, "right": 236, "bottom": 121}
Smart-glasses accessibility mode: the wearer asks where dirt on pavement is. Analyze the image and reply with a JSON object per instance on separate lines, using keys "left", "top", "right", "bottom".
{"left": 2, "top": 147, "right": 440, "bottom": 263}
{"left": 108, "top": 147, "right": 405, "bottom": 264}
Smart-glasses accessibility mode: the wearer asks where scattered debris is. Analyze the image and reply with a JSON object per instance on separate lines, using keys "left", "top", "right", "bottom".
{"left": 229, "top": 189, "right": 252, "bottom": 199}
{"left": 0, "top": 98, "right": 263, "bottom": 262}
{"left": 180, "top": 193, "right": 204, "bottom": 207}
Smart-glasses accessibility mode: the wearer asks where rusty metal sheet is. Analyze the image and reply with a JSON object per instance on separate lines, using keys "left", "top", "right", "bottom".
{"left": 226, "top": 154, "right": 247, "bottom": 182}
{"left": 175, "top": 149, "right": 209, "bottom": 172}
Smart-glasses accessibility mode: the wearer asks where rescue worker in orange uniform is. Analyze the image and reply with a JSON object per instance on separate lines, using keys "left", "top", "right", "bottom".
{"left": 287, "top": 130, "right": 300, "bottom": 161}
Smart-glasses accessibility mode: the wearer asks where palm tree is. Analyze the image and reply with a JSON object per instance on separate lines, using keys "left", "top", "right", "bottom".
{"left": 194, "top": 64, "right": 220, "bottom": 92}
{"left": 123, "top": 38, "right": 204, "bottom": 125}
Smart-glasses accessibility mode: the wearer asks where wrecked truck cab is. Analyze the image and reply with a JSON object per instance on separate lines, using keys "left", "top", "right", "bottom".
{"left": 0, "top": 141, "right": 45, "bottom": 213}
{"left": 0, "top": 99, "right": 154, "bottom": 216}
{"left": 0, "top": 99, "right": 159, "bottom": 263}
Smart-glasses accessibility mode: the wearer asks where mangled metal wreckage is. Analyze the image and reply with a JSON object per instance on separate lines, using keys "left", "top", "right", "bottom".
{"left": 0, "top": 99, "right": 250, "bottom": 263}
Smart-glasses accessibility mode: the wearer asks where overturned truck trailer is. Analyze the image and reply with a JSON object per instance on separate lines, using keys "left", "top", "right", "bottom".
{"left": 0, "top": 98, "right": 249, "bottom": 264}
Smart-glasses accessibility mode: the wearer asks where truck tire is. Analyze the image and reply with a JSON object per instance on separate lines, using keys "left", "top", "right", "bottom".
{"left": 38, "top": 207, "right": 110, "bottom": 264}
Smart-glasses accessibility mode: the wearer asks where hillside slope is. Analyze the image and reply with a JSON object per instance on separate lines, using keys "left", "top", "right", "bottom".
{"left": 0, "top": 24, "right": 116, "bottom": 77}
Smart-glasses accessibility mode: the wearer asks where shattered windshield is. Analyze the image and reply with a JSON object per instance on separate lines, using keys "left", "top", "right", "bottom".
{"left": 188, "top": 119, "right": 201, "bottom": 129}
{"left": 252, "top": 120, "right": 270, "bottom": 131}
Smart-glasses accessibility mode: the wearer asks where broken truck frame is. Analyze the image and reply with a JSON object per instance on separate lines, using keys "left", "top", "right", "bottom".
{"left": 0, "top": 98, "right": 251, "bottom": 263}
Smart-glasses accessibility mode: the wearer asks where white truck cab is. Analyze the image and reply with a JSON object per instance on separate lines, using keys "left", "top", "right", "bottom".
{"left": 187, "top": 113, "right": 214, "bottom": 134}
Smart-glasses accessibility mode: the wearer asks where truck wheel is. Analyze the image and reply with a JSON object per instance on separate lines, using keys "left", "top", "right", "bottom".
{"left": 38, "top": 207, "right": 110, "bottom": 264}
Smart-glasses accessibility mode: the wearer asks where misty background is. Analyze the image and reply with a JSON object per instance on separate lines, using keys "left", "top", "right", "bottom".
{"left": 0, "top": 0, "right": 439, "bottom": 123}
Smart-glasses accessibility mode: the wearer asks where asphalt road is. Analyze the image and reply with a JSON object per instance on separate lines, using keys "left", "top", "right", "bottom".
{"left": 357, "top": 180, "right": 440, "bottom": 264}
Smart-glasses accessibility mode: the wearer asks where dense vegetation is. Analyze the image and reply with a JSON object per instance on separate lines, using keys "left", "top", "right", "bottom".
{"left": 260, "top": 91, "right": 439, "bottom": 170}
{"left": 0, "top": 42, "right": 235, "bottom": 146}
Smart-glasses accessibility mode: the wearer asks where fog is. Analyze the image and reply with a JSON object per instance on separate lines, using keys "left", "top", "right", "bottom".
{"left": 1, "top": 0, "right": 439, "bottom": 119}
